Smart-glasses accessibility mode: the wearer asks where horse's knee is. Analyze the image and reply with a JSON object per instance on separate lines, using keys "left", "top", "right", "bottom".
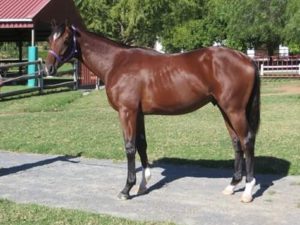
{"left": 242, "top": 132, "right": 255, "bottom": 154}
{"left": 236, "top": 130, "right": 254, "bottom": 152}
{"left": 232, "top": 136, "right": 242, "bottom": 152}
{"left": 125, "top": 141, "right": 136, "bottom": 157}
{"left": 232, "top": 136, "right": 239, "bottom": 146}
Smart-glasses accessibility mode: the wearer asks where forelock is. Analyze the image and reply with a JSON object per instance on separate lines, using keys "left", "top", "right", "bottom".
{"left": 50, "top": 24, "right": 66, "bottom": 41}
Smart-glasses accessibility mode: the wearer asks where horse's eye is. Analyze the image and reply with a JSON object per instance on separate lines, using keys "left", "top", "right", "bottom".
{"left": 64, "top": 36, "right": 71, "bottom": 44}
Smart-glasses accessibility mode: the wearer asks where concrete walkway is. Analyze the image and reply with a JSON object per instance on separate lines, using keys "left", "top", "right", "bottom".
{"left": 0, "top": 150, "right": 299, "bottom": 225}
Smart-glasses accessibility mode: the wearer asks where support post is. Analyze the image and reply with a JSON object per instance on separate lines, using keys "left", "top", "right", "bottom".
{"left": 27, "top": 29, "right": 38, "bottom": 87}
{"left": 37, "top": 58, "right": 44, "bottom": 94}
{"left": 260, "top": 64, "right": 264, "bottom": 76}
{"left": 18, "top": 40, "right": 23, "bottom": 75}
{"left": 73, "top": 60, "right": 79, "bottom": 90}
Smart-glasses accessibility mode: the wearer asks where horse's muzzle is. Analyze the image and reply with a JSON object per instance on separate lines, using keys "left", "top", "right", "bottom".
{"left": 45, "top": 64, "right": 56, "bottom": 76}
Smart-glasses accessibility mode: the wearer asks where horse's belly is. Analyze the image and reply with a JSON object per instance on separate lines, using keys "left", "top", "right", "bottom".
{"left": 142, "top": 88, "right": 211, "bottom": 115}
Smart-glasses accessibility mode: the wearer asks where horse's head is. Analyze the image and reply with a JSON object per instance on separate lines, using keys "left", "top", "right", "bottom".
{"left": 45, "top": 21, "right": 78, "bottom": 76}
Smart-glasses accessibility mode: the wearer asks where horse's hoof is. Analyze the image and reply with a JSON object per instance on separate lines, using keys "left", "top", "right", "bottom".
{"left": 241, "top": 194, "right": 253, "bottom": 203}
{"left": 222, "top": 185, "right": 235, "bottom": 195}
{"left": 117, "top": 192, "right": 130, "bottom": 200}
{"left": 136, "top": 186, "right": 148, "bottom": 195}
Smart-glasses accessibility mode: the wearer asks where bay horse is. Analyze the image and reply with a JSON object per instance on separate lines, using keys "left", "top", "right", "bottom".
{"left": 45, "top": 23, "right": 260, "bottom": 203}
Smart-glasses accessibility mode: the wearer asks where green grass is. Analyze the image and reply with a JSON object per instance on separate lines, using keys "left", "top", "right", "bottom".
{"left": 0, "top": 199, "right": 172, "bottom": 225}
{"left": 0, "top": 85, "right": 30, "bottom": 92}
{"left": 0, "top": 80, "right": 299, "bottom": 175}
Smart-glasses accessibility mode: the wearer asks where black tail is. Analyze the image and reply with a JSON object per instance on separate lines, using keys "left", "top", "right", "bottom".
{"left": 246, "top": 62, "right": 260, "bottom": 135}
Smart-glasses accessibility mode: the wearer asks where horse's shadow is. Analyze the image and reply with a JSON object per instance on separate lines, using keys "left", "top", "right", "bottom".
{"left": 0, "top": 153, "right": 82, "bottom": 177}
{"left": 144, "top": 156, "right": 290, "bottom": 199}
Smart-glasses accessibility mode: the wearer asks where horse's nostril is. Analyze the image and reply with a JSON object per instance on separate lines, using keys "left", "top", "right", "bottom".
{"left": 47, "top": 65, "right": 55, "bottom": 76}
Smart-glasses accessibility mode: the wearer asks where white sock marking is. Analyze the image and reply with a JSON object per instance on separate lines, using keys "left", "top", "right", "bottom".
{"left": 138, "top": 167, "right": 151, "bottom": 194}
{"left": 241, "top": 178, "right": 256, "bottom": 202}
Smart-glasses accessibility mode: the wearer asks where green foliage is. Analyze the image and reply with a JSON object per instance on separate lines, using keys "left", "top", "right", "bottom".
{"left": 74, "top": 0, "right": 167, "bottom": 47}
{"left": 0, "top": 42, "right": 48, "bottom": 59}
{"left": 165, "top": 20, "right": 205, "bottom": 51}
{"left": 110, "top": 0, "right": 168, "bottom": 46}
{"left": 0, "top": 43, "right": 18, "bottom": 58}
{"left": 207, "top": 0, "right": 290, "bottom": 54}
{"left": 160, "top": 0, "right": 211, "bottom": 52}
{"left": 73, "top": 0, "right": 300, "bottom": 54}
{"left": 74, "top": 0, "right": 115, "bottom": 37}
{"left": 283, "top": 0, "right": 300, "bottom": 52}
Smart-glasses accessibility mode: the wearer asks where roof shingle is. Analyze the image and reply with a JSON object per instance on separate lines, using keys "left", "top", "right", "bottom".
{"left": 0, "top": 0, "right": 50, "bottom": 19}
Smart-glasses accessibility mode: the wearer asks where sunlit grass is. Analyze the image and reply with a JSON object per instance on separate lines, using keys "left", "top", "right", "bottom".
{"left": 0, "top": 199, "right": 173, "bottom": 225}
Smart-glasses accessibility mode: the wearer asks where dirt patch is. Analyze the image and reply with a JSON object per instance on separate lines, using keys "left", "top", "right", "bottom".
{"left": 278, "top": 84, "right": 300, "bottom": 94}
{"left": 263, "top": 84, "right": 300, "bottom": 96}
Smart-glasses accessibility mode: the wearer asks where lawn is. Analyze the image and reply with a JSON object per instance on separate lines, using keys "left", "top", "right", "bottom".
{"left": 0, "top": 79, "right": 299, "bottom": 175}
{"left": 0, "top": 199, "right": 173, "bottom": 225}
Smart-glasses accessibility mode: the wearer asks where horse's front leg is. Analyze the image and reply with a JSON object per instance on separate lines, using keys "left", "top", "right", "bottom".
{"left": 117, "top": 107, "right": 137, "bottom": 200}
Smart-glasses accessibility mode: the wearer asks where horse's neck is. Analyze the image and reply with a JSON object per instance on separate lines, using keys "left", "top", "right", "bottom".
{"left": 77, "top": 30, "right": 124, "bottom": 84}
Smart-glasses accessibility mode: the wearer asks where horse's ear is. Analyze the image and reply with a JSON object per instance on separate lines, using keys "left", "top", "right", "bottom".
{"left": 51, "top": 19, "right": 57, "bottom": 29}
{"left": 65, "top": 19, "right": 70, "bottom": 28}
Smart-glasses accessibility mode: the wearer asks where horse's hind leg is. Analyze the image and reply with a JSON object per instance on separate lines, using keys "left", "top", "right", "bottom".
{"left": 219, "top": 108, "right": 244, "bottom": 195}
{"left": 136, "top": 113, "right": 151, "bottom": 195}
{"left": 243, "top": 131, "right": 256, "bottom": 203}
{"left": 222, "top": 109, "right": 256, "bottom": 202}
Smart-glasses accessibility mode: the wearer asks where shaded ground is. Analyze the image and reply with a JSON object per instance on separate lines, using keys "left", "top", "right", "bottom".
{"left": 0, "top": 151, "right": 299, "bottom": 225}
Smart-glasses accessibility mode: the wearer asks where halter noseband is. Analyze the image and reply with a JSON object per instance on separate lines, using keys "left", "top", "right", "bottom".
{"left": 48, "top": 25, "right": 78, "bottom": 63}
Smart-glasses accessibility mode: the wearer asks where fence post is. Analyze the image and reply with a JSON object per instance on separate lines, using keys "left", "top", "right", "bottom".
{"left": 37, "top": 58, "right": 44, "bottom": 94}
{"left": 27, "top": 46, "right": 38, "bottom": 87}
{"left": 73, "top": 60, "right": 79, "bottom": 90}
{"left": 260, "top": 64, "right": 264, "bottom": 76}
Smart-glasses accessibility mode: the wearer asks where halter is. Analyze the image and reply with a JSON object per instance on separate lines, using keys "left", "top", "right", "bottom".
{"left": 48, "top": 25, "right": 78, "bottom": 63}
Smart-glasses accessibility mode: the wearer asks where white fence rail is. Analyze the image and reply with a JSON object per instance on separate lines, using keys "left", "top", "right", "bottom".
{"left": 260, "top": 64, "right": 300, "bottom": 76}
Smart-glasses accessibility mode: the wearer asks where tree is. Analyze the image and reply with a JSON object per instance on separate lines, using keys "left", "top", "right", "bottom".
{"left": 74, "top": 0, "right": 115, "bottom": 36}
{"left": 74, "top": 0, "right": 295, "bottom": 56}
{"left": 159, "top": 0, "right": 211, "bottom": 52}
{"left": 283, "top": 0, "right": 300, "bottom": 53}
{"left": 224, "top": 0, "right": 288, "bottom": 55}
{"left": 110, "top": 0, "right": 168, "bottom": 47}
{"left": 74, "top": 0, "right": 167, "bottom": 47}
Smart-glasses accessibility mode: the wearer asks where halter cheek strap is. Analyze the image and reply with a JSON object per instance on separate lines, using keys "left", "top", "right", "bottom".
{"left": 49, "top": 25, "right": 78, "bottom": 63}
{"left": 48, "top": 49, "right": 62, "bottom": 63}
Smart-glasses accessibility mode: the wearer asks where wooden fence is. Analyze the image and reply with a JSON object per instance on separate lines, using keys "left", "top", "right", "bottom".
{"left": 260, "top": 64, "right": 300, "bottom": 78}
{"left": 254, "top": 57, "right": 300, "bottom": 78}
{"left": 0, "top": 59, "right": 78, "bottom": 99}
